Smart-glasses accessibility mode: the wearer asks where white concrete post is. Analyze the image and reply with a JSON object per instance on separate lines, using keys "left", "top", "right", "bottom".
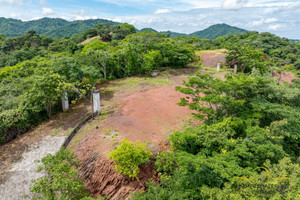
{"left": 234, "top": 64, "right": 238, "bottom": 74}
{"left": 62, "top": 91, "right": 69, "bottom": 111}
{"left": 93, "top": 90, "right": 101, "bottom": 114}
{"left": 217, "top": 63, "right": 220, "bottom": 72}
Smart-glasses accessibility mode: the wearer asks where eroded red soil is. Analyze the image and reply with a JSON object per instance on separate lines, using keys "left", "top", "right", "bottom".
{"left": 201, "top": 50, "right": 226, "bottom": 68}
{"left": 72, "top": 69, "right": 198, "bottom": 199}
{"left": 272, "top": 71, "right": 297, "bottom": 83}
{"left": 81, "top": 36, "right": 101, "bottom": 44}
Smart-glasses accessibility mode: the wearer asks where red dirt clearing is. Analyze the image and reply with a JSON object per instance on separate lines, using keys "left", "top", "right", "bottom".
{"left": 71, "top": 70, "right": 199, "bottom": 199}
{"left": 272, "top": 71, "right": 297, "bottom": 83}
{"left": 80, "top": 36, "right": 101, "bottom": 44}
{"left": 201, "top": 50, "right": 226, "bottom": 68}
{"left": 107, "top": 86, "right": 192, "bottom": 145}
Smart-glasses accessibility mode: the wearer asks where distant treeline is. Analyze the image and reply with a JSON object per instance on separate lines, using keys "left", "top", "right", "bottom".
{"left": 178, "top": 31, "right": 300, "bottom": 69}
{"left": 0, "top": 17, "right": 118, "bottom": 38}
{"left": 0, "top": 17, "right": 247, "bottom": 39}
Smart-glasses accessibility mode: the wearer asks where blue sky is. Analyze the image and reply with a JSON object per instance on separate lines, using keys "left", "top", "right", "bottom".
{"left": 0, "top": 0, "right": 299, "bottom": 39}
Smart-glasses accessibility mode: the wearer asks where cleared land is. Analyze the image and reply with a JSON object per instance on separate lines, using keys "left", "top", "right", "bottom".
{"left": 1, "top": 49, "right": 295, "bottom": 199}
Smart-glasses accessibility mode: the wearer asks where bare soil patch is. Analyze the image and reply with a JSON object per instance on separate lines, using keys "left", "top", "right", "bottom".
{"left": 272, "top": 71, "right": 297, "bottom": 83}
{"left": 80, "top": 36, "right": 101, "bottom": 44}
{"left": 71, "top": 68, "right": 200, "bottom": 199}
{"left": 201, "top": 50, "right": 226, "bottom": 68}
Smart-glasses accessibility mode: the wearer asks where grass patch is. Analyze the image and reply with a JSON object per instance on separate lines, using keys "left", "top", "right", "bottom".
{"left": 110, "top": 76, "right": 173, "bottom": 92}
{"left": 196, "top": 49, "right": 227, "bottom": 57}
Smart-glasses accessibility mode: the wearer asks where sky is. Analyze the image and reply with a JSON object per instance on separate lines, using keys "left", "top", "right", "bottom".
{"left": 0, "top": 0, "right": 299, "bottom": 39}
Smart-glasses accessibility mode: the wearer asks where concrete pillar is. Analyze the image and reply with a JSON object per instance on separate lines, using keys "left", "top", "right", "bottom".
{"left": 93, "top": 90, "right": 101, "bottom": 114}
{"left": 234, "top": 64, "right": 238, "bottom": 74}
{"left": 217, "top": 63, "right": 220, "bottom": 72}
{"left": 62, "top": 91, "right": 69, "bottom": 111}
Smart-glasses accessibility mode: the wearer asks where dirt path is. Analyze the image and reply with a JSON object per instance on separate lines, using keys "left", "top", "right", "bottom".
{"left": 0, "top": 103, "right": 90, "bottom": 199}
{"left": 0, "top": 103, "right": 90, "bottom": 174}
{"left": 81, "top": 36, "right": 101, "bottom": 44}
{"left": 0, "top": 136, "right": 67, "bottom": 200}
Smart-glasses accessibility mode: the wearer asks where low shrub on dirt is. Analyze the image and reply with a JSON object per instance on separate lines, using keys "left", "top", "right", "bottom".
{"left": 108, "top": 139, "right": 152, "bottom": 180}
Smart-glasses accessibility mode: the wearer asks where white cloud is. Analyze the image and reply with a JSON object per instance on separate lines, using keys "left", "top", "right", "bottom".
{"left": 265, "top": 2, "right": 300, "bottom": 14}
{"left": 222, "top": 0, "right": 248, "bottom": 10}
{"left": 70, "top": 9, "right": 89, "bottom": 16}
{"left": 39, "top": 0, "right": 47, "bottom": 6}
{"left": 74, "top": 15, "right": 98, "bottom": 20}
{"left": 42, "top": 7, "right": 54, "bottom": 15}
{"left": 178, "top": 0, "right": 219, "bottom": 8}
{"left": 251, "top": 19, "right": 264, "bottom": 26}
{"left": 155, "top": 9, "right": 170, "bottom": 14}
{"left": 268, "top": 24, "right": 283, "bottom": 31}
{"left": 264, "top": 18, "right": 277, "bottom": 23}
{"left": 0, "top": 0, "right": 23, "bottom": 6}
{"left": 9, "top": 12, "right": 20, "bottom": 18}
{"left": 251, "top": 18, "right": 278, "bottom": 26}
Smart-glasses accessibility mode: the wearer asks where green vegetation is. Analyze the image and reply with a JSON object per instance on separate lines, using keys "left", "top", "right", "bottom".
{"left": 0, "top": 17, "right": 117, "bottom": 37}
{"left": 0, "top": 23, "right": 194, "bottom": 145}
{"left": 0, "top": 17, "right": 247, "bottom": 40}
{"left": 190, "top": 23, "right": 248, "bottom": 39}
{"left": 132, "top": 67, "right": 300, "bottom": 199}
{"left": 225, "top": 46, "right": 269, "bottom": 73}
{"left": 193, "top": 31, "right": 300, "bottom": 69}
{"left": 139, "top": 24, "right": 247, "bottom": 39}
{"left": 108, "top": 139, "right": 153, "bottom": 180}
{"left": 30, "top": 148, "right": 90, "bottom": 200}
{"left": 1, "top": 18, "right": 300, "bottom": 200}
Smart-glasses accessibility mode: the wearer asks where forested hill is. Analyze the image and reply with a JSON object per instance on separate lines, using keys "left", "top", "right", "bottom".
{"left": 0, "top": 17, "right": 118, "bottom": 37}
{"left": 189, "top": 23, "right": 248, "bottom": 39}
{"left": 0, "top": 17, "right": 247, "bottom": 39}
{"left": 140, "top": 24, "right": 248, "bottom": 39}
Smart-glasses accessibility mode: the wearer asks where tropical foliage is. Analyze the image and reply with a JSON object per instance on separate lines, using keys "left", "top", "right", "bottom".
{"left": 132, "top": 72, "right": 300, "bottom": 200}
{"left": 0, "top": 23, "right": 194, "bottom": 145}
{"left": 30, "top": 148, "right": 90, "bottom": 200}
{"left": 0, "top": 17, "right": 117, "bottom": 37}
{"left": 108, "top": 139, "right": 153, "bottom": 179}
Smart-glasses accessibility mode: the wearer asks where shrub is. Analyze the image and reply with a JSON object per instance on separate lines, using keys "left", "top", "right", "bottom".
{"left": 30, "top": 148, "right": 90, "bottom": 200}
{"left": 108, "top": 139, "right": 152, "bottom": 180}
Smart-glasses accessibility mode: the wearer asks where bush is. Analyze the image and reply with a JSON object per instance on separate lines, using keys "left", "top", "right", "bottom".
{"left": 30, "top": 148, "right": 90, "bottom": 200}
{"left": 108, "top": 139, "right": 152, "bottom": 180}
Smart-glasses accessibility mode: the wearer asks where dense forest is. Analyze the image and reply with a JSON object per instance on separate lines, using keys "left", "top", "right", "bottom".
{"left": 141, "top": 24, "right": 248, "bottom": 39}
{"left": 0, "top": 17, "right": 118, "bottom": 37}
{"left": 0, "top": 17, "right": 247, "bottom": 39}
{"left": 0, "top": 21, "right": 299, "bottom": 199}
{"left": 189, "top": 23, "right": 247, "bottom": 39}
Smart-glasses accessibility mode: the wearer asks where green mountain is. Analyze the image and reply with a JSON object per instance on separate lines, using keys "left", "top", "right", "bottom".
{"left": 290, "top": 39, "right": 300, "bottom": 43}
{"left": 189, "top": 23, "right": 248, "bottom": 39}
{"left": 161, "top": 31, "right": 186, "bottom": 38}
{"left": 0, "top": 17, "right": 118, "bottom": 37}
{"left": 0, "top": 17, "right": 247, "bottom": 39}
{"left": 139, "top": 28, "right": 158, "bottom": 32}
{"left": 138, "top": 28, "right": 185, "bottom": 38}
{"left": 138, "top": 24, "right": 247, "bottom": 39}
